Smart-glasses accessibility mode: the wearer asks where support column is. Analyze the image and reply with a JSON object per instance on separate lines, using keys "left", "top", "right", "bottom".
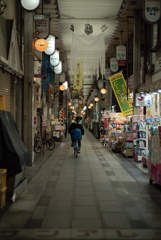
{"left": 133, "top": 10, "right": 141, "bottom": 115}
{"left": 24, "top": 12, "right": 34, "bottom": 163}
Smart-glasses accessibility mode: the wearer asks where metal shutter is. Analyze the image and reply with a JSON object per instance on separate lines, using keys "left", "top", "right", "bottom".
{"left": 16, "top": 78, "right": 23, "bottom": 138}
{"left": 0, "top": 71, "right": 11, "bottom": 111}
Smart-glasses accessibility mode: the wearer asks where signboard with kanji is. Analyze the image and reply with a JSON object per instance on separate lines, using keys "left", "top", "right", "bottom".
{"left": 35, "top": 18, "right": 50, "bottom": 39}
{"left": 116, "top": 45, "right": 126, "bottom": 60}
{"left": 144, "top": 0, "right": 161, "bottom": 24}
{"left": 72, "top": 61, "right": 84, "bottom": 99}
{"left": 110, "top": 58, "right": 118, "bottom": 73}
{"left": 109, "top": 72, "right": 133, "bottom": 116}
{"left": 105, "top": 68, "right": 111, "bottom": 80}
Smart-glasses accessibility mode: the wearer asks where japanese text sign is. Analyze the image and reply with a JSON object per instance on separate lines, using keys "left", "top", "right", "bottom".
{"left": 116, "top": 45, "right": 126, "bottom": 60}
{"left": 110, "top": 58, "right": 118, "bottom": 73}
{"left": 144, "top": 0, "right": 161, "bottom": 23}
{"left": 109, "top": 72, "right": 133, "bottom": 116}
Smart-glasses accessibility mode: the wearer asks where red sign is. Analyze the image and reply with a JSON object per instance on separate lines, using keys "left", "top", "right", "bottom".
{"left": 118, "top": 60, "right": 126, "bottom": 66}
{"left": 34, "top": 74, "right": 44, "bottom": 78}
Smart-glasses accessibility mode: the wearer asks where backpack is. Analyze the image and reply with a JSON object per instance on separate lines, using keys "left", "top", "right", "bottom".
{"left": 71, "top": 128, "right": 81, "bottom": 140}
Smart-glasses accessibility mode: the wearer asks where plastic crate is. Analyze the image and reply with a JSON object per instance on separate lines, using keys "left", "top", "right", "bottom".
{"left": 0, "top": 187, "right": 7, "bottom": 209}
{"left": 0, "top": 169, "right": 7, "bottom": 190}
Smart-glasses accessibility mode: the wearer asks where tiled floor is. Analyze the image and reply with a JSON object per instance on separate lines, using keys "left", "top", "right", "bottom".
{"left": 0, "top": 129, "right": 161, "bottom": 239}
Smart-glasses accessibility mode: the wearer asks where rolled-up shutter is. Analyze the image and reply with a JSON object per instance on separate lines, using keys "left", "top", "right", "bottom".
{"left": 16, "top": 78, "right": 23, "bottom": 138}
{"left": 0, "top": 71, "right": 11, "bottom": 111}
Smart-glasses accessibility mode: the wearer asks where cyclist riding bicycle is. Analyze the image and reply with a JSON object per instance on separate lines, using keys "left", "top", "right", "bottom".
{"left": 68, "top": 116, "right": 84, "bottom": 153}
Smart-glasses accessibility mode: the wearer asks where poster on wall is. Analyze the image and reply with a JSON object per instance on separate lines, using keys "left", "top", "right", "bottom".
{"left": 35, "top": 18, "right": 50, "bottom": 39}
{"left": 144, "top": 0, "right": 161, "bottom": 24}
{"left": 109, "top": 72, "right": 133, "bottom": 116}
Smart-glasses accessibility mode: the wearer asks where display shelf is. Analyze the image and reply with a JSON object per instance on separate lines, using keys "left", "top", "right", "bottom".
{"left": 135, "top": 125, "right": 149, "bottom": 166}
{"left": 122, "top": 132, "right": 134, "bottom": 157}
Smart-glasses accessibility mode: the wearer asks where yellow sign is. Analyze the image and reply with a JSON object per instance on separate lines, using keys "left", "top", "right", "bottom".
{"left": 73, "top": 61, "right": 83, "bottom": 90}
{"left": 109, "top": 72, "right": 133, "bottom": 116}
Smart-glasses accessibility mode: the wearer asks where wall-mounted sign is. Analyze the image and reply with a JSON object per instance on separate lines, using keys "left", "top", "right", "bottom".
{"left": 110, "top": 58, "right": 118, "bottom": 73}
{"left": 144, "top": 0, "right": 161, "bottom": 24}
{"left": 105, "top": 68, "right": 111, "bottom": 80}
{"left": 144, "top": 94, "right": 153, "bottom": 108}
{"left": 109, "top": 72, "right": 133, "bottom": 116}
{"left": 116, "top": 45, "right": 126, "bottom": 60}
{"left": 50, "top": 50, "right": 60, "bottom": 67}
{"left": 21, "top": 0, "right": 40, "bottom": 11}
{"left": 45, "top": 35, "right": 55, "bottom": 55}
{"left": 54, "top": 61, "right": 62, "bottom": 74}
{"left": 35, "top": 18, "right": 50, "bottom": 39}
{"left": 118, "top": 60, "right": 126, "bottom": 66}
{"left": 35, "top": 39, "right": 48, "bottom": 52}
{"left": 136, "top": 93, "right": 145, "bottom": 107}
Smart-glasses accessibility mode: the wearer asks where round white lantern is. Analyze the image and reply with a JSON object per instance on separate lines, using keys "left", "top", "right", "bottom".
{"left": 21, "top": 0, "right": 40, "bottom": 11}
{"left": 50, "top": 50, "right": 60, "bottom": 67}
{"left": 54, "top": 61, "right": 62, "bottom": 74}
{"left": 45, "top": 35, "right": 55, "bottom": 55}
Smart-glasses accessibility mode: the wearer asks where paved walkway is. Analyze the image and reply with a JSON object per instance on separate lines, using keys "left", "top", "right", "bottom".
{"left": 0, "top": 129, "right": 161, "bottom": 239}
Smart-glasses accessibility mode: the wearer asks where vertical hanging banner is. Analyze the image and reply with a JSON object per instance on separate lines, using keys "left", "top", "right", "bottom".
{"left": 72, "top": 61, "right": 84, "bottom": 99}
{"left": 144, "top": 0, "right": 161, "bottom": 24}
{"left": 110, "top": 58, "right": 118, "bottom": 73}
{"left": 35, "top": 17, "right": 50, "bottom": 39}
{"left": 109, "top": 72, "right": 133, "bottom": 116}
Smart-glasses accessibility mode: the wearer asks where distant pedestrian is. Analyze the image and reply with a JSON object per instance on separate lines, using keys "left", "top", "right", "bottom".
{"left": 64, "top": 119, "right": 67, "bottom": 137}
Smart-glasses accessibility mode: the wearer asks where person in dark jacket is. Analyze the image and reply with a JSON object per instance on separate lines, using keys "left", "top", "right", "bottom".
{"left": 68, "top": 116, "right": 84, "bottom": 152}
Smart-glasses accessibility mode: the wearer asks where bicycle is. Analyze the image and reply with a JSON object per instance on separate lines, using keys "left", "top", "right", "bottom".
{"left": 73, "top": 138, "right": 79, "bottom": 158}
{"left": 34, "top": 135, "right": 44, "bottom": 155}
{"left": 42, "top": 130, "right": 55, "bottom": 151}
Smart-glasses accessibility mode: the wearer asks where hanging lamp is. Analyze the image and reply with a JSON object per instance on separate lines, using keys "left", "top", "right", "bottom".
{"left": 59, "top": 85, "right": 65, "bottom": 91}
{"left": 101, "top": 88, "right": 107, "bottom": 94}
{"left": 94, "top": 97, "right": 99, "bottom": 102}
{"left": 35, "top": 39, "right": 48, "bottom": 52}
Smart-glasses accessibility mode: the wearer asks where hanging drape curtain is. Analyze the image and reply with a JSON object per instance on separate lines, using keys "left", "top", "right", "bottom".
{"left": 70, "top": 32, "right": 105, "bottom": 79}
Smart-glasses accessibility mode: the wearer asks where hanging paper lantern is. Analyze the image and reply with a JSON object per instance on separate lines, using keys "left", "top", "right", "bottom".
{"left": 50, "top": 50, "right": 60, "bottom": 67}
{"left": 63, "top": 81, "right": 68, "bottom": 90}
{"left": 70, "top": 106, "right": 73, "bottom": 109}
{"left": 45, "top": 35, "right": 55, "bottom": 55}
{"left": 94, "top": 97, "right": 99, "bottom": 102}
{"left": 90, "top": 103, "right": 93, "bottom": 107}
{"left": 21, "top": 0, "right": 40, "bottom": 11}
{"left": 88, "top": 106, "right": 91, "bottom": 109}
{"left": 83, "top": 112, "right": 86, "bottom": 115}
{"left": 54, "top": 61, "right": 62, "bottom": 74}
{"left": 59, "top": 85, "right": 65, "bottom": 91}
{"left": 72, "top": 110, "right": 74, "bottom": 113}
{"left": 68, "top": 102, "right": 72, "bottom": 106}
{"left": 35, "top": 39, "right": 48, "bottom": 52}
{"left": 101, "top": 88, "right": 107, "bottom": 94}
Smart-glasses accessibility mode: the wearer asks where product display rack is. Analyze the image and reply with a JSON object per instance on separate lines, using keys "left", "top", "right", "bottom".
{"left": 122, "top": 131, "right": 134, "bottom": 158}
{"left": 135, "top": 125, "right": 149, "bottom": 164}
